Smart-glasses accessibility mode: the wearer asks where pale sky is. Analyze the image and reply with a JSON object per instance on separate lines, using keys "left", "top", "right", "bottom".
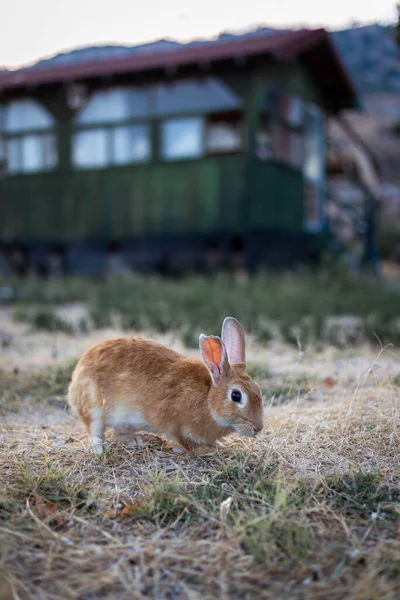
{"left": 1, "top": 0, "right": 397, "bottom": 69}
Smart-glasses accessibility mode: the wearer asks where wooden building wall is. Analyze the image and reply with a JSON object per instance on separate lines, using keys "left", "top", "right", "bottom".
{"left": 0, "top": 62, "right": 324, "bottom": 247}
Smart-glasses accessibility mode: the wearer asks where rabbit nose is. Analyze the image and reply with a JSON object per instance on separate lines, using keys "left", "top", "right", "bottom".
{"left": 253, "top": 427, "right": 261, "bottom": 435}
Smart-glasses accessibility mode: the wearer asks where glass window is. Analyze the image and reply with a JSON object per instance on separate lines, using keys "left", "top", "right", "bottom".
{"left": 280, "top": 95, "right": 304, "bottom": 127}
{"left": 21, "top": 134, "right": 57, "bottom": 172}
{"left": 22, "top": 135, "right": 44, "bottom": 173}
{"left": 113, "top": 125, "right": 151, "bottom": 164}
{"left": 304, "top": 105, "right": 324, "bottom": 183}
{"left": 5, "top": 134, "right": 57, "bottom": 174}
{"left": 161, "top": 118, "right": 203, "bottom": 160}
{"left": 1, "top": 99, "right": 58, "bottom": 175}
{"left": 155, "top": 77, "right": 241, "bottom": 116}
{"left": 4, "top": 99, "right": 55, "bottom": 133}
{"left": 206, "top": 120, "right": 241, "bottom": 154}
{"left": 73, "top": 129, "right": 108, "bottom": 168}
{"left": 76, "top": 87, "right": 150, "bottom": 124}
{"left": 303, "top": 105, "right": 325, "bottom": 232}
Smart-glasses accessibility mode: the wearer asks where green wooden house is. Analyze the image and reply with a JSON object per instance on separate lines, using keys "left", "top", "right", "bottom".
{"left": 0, "top": 28, "right": 358, "bottom": 275}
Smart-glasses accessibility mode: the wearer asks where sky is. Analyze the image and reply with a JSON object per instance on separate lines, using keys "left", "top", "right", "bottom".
{"left": 1, "top": 0, "right": 397, "bottom": 69}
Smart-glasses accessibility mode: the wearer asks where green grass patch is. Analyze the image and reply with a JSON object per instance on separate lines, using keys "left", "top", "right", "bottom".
{"left": 320, "top": 471, "right": 400, "bottom": 522}
{"left": 3, "top": 265, "right": 400, "bottom": 346}
{"left": 13, "top": 459, "right": 91, "bottom": 509}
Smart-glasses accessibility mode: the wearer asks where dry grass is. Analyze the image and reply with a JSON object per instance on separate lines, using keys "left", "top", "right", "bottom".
{"left": 1, "top": 334, "right": 400, "bottom": 599}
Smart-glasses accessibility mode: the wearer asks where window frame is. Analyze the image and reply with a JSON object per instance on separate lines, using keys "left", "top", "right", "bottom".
{"left": 0, "top": 100, "right": 58, "bottom": 177}
{"left": 205, "top": 109, "right": 243, "bottom": 156}
{"left": 256, "top": 89, "right": 307, "bottom": 171}
{"left": 160, "top": 116, "right": 205, "bottom": 162}
{"left": 72, "top": 119, "right": 153, "bottom": 170}
{"left": 303, "top": 104, "right": 326, "bottom": 233}
{"left": 71, "top": 78, "right": 245, "bottom": 170}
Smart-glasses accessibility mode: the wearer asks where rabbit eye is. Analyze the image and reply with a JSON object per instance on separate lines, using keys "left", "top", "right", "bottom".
{"left": 231, "top": 389, "right": 242, "bottom": 402}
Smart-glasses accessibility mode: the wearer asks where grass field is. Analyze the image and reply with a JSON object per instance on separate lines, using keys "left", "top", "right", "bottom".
{"left": 0, "top": 272, "right": 399, "bottom": 599}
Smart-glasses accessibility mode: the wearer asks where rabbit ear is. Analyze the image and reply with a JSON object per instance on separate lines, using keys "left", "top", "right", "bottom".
{"left": 221, "top": 317, "right": 246, "bottom": 364}
{"left": 199, "top": 334, "right": 228, "bottom": 384}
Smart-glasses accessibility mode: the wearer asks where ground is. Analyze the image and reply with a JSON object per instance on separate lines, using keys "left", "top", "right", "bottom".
{"left": 0, "top": 306, "right": 399, "bottom": 600}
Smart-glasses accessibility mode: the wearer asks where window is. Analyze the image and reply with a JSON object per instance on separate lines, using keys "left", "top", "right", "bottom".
{"left": 161, "top": 118, "right": 203, "bottom": 160}
{"left": 73, "top": 129, "right": 108, "bottom": 169}
{"left": 73, "top": 88, "right": 152, "bottom": 169}
{"left": 73, "top": 126, "right": 152, "bottom": 169}
{"left": 303, "top": 105, "right": 325, "bottom": 232}
{"left": 113, "top": 125, "right": 150, "bottom": 164}
{"left": 76, "top": 87, "right": 150, "bottom": 124}
{"left": 4, "top": 99, "right": 54, "bottom": 133}
{"left": 256, "top": 115, "right": 274, "bottom": 160}
{"left": 257, "top": 90, "right": 308, "bottom": 170}
{"left": 206, "top": 112, "right": 242, "bottom": 154}
{"left": 72, "top": 79, "right": 244, "bottom": 167}
{"left": 280, "top": 95, "right": 304, "bottom": 128}
{"left": 22, "top": 134, "right": 57, "bottom": 173}
{"left": 1, "top": 99, "right": 57, "bottom": 175}
{"left": 155, "top": 77, "right": 241, "bottom": 116}
{"left": 207, "top": 122, "right": 241, "bottom": 153}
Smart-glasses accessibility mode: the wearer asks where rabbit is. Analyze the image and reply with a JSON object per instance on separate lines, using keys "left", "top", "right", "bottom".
{"left": 68, "top": 317, "right": 264, "bottom": 455}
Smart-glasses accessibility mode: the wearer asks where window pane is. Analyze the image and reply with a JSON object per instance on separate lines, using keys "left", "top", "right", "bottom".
{"left": 155, "top": 77, "right": 241, "bottom": 116}
{"left": 76, "top": 87, "right": 150, "bottom": 124}
{"left": 304, "top": 106, "right": 324, "bottom": 183}
{"left": 7, "top": 138, "right": 20, "bottom": 173}
{"left": 22, "top": 135, "right": 44, "bottom": 172}
{"left": 73, "top": 129, "right": 108, "bottom": 168}
{"left": 280, "top": 95, "right": 304, "bottom": 127}
{"left": 207, "top": 122, "right": 241, "bottom": 153}
{"left": 304, "top": 105, "right": 325, "bottom": 233}
{"left": 161, "top": 118, "right": 203, "bottom": 160}
{"left": 5, "top": 99, "right": 55, "bottom": 133}
{"left": 41, "top": 134, "right": 58, "bottom": 169}
{"left": 113, "top": 125, "right": 150, "bottom": 164}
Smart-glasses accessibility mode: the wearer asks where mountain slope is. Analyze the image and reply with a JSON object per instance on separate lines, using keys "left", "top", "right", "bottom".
{"left": 23, "top": 24, "right": 400, "bottom": 95}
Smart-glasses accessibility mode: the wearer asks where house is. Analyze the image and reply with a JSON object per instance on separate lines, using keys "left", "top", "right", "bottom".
{"left": 0, "top": 28, "right": 358, "bottom": 275}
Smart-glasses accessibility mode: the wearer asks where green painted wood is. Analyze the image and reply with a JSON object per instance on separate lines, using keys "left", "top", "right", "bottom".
{"left": 248, "top": 160, "right": 304, "bottom": 232}
{"left": 0, "top": 64, "right": 325, "bottom": 246}
{"left": 0, "top": 156, "right": 245, "bottom": 242}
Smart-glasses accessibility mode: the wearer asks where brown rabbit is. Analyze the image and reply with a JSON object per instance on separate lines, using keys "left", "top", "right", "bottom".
{"left": 68, "top": 317, "right": 263, "bottom": 454}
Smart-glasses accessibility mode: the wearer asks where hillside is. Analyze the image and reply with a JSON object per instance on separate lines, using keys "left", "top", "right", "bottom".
{"left": 19, "top": 24, "right": 398, "bottom": 96}
{"left": 333, "top": 24, "right": 400, "bottom": 93}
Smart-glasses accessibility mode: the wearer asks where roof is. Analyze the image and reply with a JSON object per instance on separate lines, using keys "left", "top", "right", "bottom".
{"left": 0, "top": 28, "right": 359, "bottom": 111}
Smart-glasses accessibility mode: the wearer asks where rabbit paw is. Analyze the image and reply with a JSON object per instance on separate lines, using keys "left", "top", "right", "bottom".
{"left": 88, "top": 437, "right": 105, "bottom": 455}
